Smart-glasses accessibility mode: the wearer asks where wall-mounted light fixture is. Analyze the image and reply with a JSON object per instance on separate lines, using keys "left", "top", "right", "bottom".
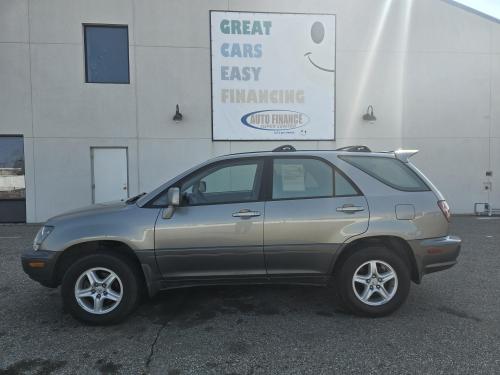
{"left": 173, "top": 104, "right": 183, "bottom": 122}
{"left": 362, "top": 105, "right": 376, "bottom": 122}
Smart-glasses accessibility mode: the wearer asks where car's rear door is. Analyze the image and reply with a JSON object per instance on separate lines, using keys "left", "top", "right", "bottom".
{"left": 263, "top": 156, "right": 369, "bottom": 276}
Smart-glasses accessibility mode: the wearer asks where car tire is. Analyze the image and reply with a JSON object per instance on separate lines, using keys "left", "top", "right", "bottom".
{"left": 336, "top": 246, "right": 410, "bottom": 317}
{"left": 61, "top": 252, "right": 140, "bottom": 325}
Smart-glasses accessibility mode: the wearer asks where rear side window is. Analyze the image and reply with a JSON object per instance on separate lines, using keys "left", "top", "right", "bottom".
{"left": 272, "top": 158, "right": 333, "bottom": 200}
{"left": 340, "top": 156, "right": 429, "bottom": 192}
{"left": 335, "top": 170, "right": 359, "bottom": 196}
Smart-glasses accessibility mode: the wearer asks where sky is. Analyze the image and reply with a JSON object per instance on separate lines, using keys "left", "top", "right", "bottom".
{"left": 452, "top": 0, "right": 500, "bottom": 20}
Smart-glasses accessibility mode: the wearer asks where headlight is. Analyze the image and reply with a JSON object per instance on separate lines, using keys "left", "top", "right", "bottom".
{"left": 33, "top": 225, "right": 54, "bottom": 251}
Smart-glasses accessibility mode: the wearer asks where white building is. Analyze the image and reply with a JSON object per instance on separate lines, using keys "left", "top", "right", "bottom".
{"left": 0, "top": 0, "right": 499, "bottom": 223}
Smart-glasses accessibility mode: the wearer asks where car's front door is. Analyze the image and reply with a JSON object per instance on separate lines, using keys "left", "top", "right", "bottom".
{"left": 154, "top": 158, "right": 266, "bottom": 279}
{"left": 264, "top": 157, "right": 369, "bottom": 276}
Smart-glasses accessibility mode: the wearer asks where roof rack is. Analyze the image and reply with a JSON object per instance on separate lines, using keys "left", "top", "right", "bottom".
{"left": 335, "top": 145, "right": 371, "bottom": 152}
{"left": 272, "top": 145, "right": 296, "bottom": 152}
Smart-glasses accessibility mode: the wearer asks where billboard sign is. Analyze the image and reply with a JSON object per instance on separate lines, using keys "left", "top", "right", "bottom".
{"left": 210, "top": 11, "right": 336, "bottom": 141}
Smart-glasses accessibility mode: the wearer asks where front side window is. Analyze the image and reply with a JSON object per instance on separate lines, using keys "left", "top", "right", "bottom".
{"left": 180, "top": 160, "right": 264, "bottom": 206}
{"left": 340, "top": 155, "right": 429, "bottom": 192}
{"left": 272, "top": 158, "right": 333, "bottom": 200}
{"left": 84, "top": 25, "right": 129, "bottom": 83}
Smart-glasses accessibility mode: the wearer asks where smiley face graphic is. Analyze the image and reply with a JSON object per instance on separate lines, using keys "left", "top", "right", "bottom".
{"left": 304, "top": 21, "right": 335, "bottom": 73}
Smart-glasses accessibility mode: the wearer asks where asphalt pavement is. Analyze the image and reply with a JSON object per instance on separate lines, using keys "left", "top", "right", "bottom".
{"left": 0, "top": 216, "right": 499, "bottom": 374}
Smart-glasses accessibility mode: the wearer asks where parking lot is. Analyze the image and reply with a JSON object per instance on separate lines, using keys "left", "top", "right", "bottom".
{"left": 0, "top": 216, "right": 499, "bottom": 374}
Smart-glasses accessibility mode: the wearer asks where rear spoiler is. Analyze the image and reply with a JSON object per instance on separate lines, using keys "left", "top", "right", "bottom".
{"left": 394, "top": 149, "right": 418, "bottom": 163}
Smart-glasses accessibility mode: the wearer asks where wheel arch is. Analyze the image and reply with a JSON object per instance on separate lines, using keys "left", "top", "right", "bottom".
{"left": 54, "top": 240, "right": 149, "bottom": 292}
{"left": 333, "top": 235, "right": 420, "bottom": 283}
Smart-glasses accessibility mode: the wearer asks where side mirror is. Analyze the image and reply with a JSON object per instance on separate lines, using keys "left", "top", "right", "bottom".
{"left": 163, "top": 187, "right": 180, "bottom": 219}
{"left": 198, "top": 181, "right": 206, "bottom": 193}
{"left": 167, "top": 187, "right": 180, "bottom": 206}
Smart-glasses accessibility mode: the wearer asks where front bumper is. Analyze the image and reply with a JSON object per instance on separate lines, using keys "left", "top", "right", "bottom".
{"left": 21, "top": 249, "right": 60, "bottom": 288}
{"left": 409, "top": 235, "right": 462, "bottom": 281}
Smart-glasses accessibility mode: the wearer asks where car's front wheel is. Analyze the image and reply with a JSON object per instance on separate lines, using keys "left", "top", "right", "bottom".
{"left": 336, "top": 246, "right": 410, "bottom": 317}
{"left": 61, "top": 253, "right": 140, "bottom": 324}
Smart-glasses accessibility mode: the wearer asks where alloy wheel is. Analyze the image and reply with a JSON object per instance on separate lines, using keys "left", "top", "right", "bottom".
{"left": 74, "top": 267, "right": 123, "bottom": 315}
{"left": 352, "top": 260, "right": 398, "bottom": 306}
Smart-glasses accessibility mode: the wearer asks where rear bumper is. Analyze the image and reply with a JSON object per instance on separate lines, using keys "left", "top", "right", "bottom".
{"left": 21, "top": 249, "right": 60, "bottom": 288}
{"left": 409, "top": 235, "right": 461, "bottom": 281}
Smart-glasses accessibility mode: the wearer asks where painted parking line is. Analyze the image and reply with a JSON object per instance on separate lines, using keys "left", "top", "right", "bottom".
{"left": 0, "top": 236, "right": 22, "bottom": 239}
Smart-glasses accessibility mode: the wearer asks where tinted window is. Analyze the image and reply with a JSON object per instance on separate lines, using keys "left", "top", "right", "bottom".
{"left": 201, "top": 164, "right": 258, "bottom": 193}
{"left": 180, "top": 160, "right": 263, "bottom": 205}
{"left": 340, "top": 156, "right": 429, "bottom": 191}
{"left": 335, "top": 170, "right": 359, "bottom": 196}
{"left": 84, "top": 25, "right": 129, "bottom": 83}
{"left": 272, "top": 158, "right": 333, "bottom": 200}
{"left": 0, "top": 136, "right": 25, "bottom": 200}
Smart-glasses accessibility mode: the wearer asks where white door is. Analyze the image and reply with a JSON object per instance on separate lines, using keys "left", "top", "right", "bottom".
{"left": 91, "top": 148, "right": 128, "bottom": 203}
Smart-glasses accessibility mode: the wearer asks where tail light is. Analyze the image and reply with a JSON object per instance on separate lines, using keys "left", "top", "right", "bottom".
{"left": 438, "top": 200, "right": 451, "bottom": 222}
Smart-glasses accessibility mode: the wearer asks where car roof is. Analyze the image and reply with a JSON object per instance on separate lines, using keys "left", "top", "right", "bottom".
{"left": 215, "top": 145, "right": 418, "bottom": 163}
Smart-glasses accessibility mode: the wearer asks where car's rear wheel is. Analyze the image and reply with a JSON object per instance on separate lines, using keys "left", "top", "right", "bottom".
{"left": 61, "top": 253, "right": 140, "bottom": 325}
{"left": 336, "top": 246, "right": 410, "bottom": 317}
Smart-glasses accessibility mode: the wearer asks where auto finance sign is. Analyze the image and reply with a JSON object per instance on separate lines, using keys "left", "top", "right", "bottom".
{"left": 210, "top": 11, "right": 336, "bottom": 141}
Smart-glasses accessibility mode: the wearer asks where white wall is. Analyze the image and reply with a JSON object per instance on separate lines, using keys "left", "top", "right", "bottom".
{"left": 0, "top": 0, "right": 498, "bottom": 221}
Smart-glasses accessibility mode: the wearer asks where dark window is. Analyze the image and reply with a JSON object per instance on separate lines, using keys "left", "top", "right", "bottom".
{"left": 84, "top": 25, "right": 129, "bottom": 84}
{"left": 340, "top": 155, "right": 429, "bottom": 192}
{"left": 178, "top": 160, "right": 264, "bottom": 206}
{"left": 272, "top": 158, "right": 333, "bottom": 200}
{"left": 0, "top": 136, "right": 25, "bottom": 200}
{"left": 334, "top": 170, "right": 359, "bottom": 196}
{"left": 0, "top": 135, "right": 26, "bottom": 223}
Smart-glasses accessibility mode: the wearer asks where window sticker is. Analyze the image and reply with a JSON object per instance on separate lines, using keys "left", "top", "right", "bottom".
{"left": 280, "top": 164, "right": 305, "bottom": 191}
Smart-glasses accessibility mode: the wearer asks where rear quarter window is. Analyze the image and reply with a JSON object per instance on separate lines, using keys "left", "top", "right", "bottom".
{"left": 339, "top": 155, "right": 429, "bottom": 192}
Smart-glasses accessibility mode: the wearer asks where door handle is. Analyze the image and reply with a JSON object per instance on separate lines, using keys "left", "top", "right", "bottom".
{"left": 232, "top": 209, "right": 261, "bottom": 218}
{"left": 336, "top": 205, "right": 365, "bottom": 213}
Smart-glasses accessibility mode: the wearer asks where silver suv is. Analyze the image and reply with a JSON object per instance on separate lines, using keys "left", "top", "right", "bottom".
{"left": 22, "top": 145, "right": 461, "bottom": 324}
